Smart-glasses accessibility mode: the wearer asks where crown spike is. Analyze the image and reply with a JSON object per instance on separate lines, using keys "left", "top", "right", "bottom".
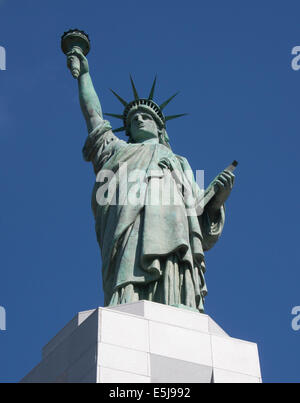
{"left": 160, "top": 92, "right": 179, "bottom": 110}
{"left": 165, "top": 113, "right": 187, "bottom": 122}
{"left": 104, "top": 113, "right": 124, "bottom": 120}
{"left": 110, "top": 89, "right": 128, "bottom": 107}
{"left": 148, "top": 76, "right": 157, "bottom": 100}
{"left": 130, "top": 75, "right": 139, "bottom": 101}
{"left": 113, "top": 126, "right": 126, "bottom": 133}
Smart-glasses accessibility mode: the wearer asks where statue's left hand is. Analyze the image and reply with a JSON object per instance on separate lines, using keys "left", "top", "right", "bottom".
{"left": 207, "top": 170, "right": 235, "bottom": 213}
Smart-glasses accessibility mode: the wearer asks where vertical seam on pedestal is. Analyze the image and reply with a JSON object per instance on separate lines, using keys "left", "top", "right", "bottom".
{"left": 97, "top": 308, "right": 102, "bottom": 382}
{"left": 147, "top": 317, "right": 151, "bottom": 379}
{"left": 209, "top": 332, "right": 214, "bottom": 383}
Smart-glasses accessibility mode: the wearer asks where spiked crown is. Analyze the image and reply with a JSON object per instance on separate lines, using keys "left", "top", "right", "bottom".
{"left": 105, "top": 76, "right": 187, "bottom": 135}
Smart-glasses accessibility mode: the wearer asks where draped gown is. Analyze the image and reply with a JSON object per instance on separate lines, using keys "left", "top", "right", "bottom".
{"left": 83, "top": 120, "right": 225, "bottom": 313}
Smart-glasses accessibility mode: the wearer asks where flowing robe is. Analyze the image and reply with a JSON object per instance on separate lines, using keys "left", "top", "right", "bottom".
{"left": 83, "top": 120, "right": 225, "bottom": 312}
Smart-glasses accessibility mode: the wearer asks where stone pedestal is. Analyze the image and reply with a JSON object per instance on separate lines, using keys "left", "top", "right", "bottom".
{"left": 21, "top": 301, "right": 262, "bottom": 383}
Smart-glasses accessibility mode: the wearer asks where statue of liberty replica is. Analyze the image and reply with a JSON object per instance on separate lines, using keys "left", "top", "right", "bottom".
{"left": 62, "top": 30, "right": 236, "bottom": 314}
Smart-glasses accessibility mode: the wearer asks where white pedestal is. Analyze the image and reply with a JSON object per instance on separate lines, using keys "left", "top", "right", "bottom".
{"left": 21, "top": 301, "right": 262, "bottom": 383}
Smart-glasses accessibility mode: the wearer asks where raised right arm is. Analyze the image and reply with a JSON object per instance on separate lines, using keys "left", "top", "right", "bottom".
{"left": 67, "top": 48, "right": 103, "bottom": 133}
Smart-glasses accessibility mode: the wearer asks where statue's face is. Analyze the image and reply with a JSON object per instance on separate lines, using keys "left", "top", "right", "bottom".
{"left": 129, "top": 111, "right": 159, "bottom": 143}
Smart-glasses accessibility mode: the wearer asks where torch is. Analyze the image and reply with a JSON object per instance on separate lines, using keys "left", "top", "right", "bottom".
{"left": 61, "top": 29, "right": 90, "bottom": 79}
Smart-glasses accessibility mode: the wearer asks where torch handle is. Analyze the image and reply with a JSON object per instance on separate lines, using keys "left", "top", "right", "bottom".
{"left": 70, "top": 56, "right": 80, "bottom": 78}
{"left": 67, "top": 46, "right": 83, "bottom": 79}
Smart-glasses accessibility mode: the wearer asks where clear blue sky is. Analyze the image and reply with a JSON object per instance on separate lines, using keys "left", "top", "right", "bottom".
{"left": 0, "top": 0, "right": 300, "bottom": 383}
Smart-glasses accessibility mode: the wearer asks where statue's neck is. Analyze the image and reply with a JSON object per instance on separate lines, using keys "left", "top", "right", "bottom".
{"left": 138, "top": 138, "right": 159, "bottom": 145}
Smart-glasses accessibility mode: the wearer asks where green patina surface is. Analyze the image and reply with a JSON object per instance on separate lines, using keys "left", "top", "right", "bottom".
{"left": 62, "top": 31, "right": 235, "bottom": 313}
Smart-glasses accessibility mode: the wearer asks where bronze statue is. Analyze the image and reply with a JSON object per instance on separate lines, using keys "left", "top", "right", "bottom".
{"left": 62, "top": 30, "right": 236, "bottom": 313}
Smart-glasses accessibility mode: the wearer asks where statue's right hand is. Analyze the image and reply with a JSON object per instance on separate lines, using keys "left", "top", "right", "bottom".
{"left": 67, "top": 48, "right": 89, "bottom": 76}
